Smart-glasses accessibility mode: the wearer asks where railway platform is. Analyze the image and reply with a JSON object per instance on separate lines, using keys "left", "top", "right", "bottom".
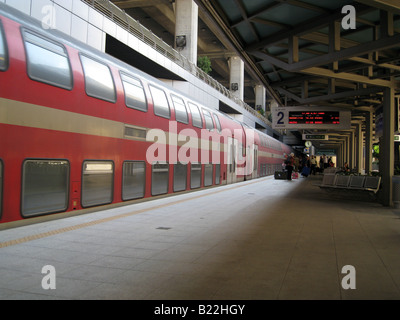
{"left": 0, "top": 174, "right": 400, "bottom": 300}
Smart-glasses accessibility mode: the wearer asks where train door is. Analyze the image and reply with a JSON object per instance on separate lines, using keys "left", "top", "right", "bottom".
{"left": 252, "top": 145, "right": 258, "bottom": 179}
{"left": 227, "top": 136, "right": 237, "bottom": 184}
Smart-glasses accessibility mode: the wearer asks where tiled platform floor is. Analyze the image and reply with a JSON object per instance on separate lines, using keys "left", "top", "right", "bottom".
{"left": 1, "top": 174, "right": 399, "bottom": 300}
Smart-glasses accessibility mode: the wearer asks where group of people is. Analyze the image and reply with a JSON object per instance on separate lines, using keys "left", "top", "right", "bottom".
{"left": 283, "top": 153, "right": 335, "bottom": 180}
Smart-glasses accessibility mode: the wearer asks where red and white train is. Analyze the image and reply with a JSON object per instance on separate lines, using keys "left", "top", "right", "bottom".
{"left": 0, "top": 3, "right": 292, "bottom": 225}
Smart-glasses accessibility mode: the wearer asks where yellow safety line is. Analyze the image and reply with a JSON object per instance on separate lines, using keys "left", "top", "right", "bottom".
{"left": 0, "top": 177, "right": 272, "bottom": 248}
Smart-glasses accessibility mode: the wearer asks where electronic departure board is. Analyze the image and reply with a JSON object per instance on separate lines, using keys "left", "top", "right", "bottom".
{"left": 272, "top": 107, "right": 351, "bottom": 130}
{"left": 288, "top": 111, "right": 340, "bottom": 124}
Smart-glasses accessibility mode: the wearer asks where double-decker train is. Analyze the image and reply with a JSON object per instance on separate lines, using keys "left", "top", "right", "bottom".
{"left": 0, "top": 3, "right": 292, "bottom": 226}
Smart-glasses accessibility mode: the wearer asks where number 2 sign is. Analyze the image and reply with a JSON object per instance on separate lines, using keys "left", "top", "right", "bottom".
{"left": 272, "top": 107, "right": 287, "bottom": 129}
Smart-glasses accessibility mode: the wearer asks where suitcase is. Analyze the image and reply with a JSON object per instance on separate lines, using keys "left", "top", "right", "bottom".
{"left": 274, "top": 171, "right": 287, "bottom": 180}
{"left": 301, "top": 166, "right": 310, "bottom": 177}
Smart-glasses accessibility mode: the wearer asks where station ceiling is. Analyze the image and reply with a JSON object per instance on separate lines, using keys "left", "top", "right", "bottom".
{"left": 111, "top": 0, "right": 400, "bottom": 151}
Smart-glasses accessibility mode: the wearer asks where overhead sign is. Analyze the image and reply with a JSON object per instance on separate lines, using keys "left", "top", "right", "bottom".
{"left": 302, "top": 134, "right": 328, "bottom": 140}
{"left": 316, "top": 149, "right": 336, "bottom": 156}
{"left": 289, "top": 111, "right": 339, "bottom": 124}
{"left": 272, "top": 106, "right": 351, "bottom": 130}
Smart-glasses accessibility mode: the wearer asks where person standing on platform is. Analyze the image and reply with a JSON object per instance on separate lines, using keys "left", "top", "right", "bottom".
{"left": 286, "top": 153, "right": 294, "bottom": 180}
{"left": 319, "top": 155, "right": 324, "bottom": 172}
{"left": 294, "top": 155, "right": 300, "bottom": 173}
{"left": 310, "top": 155, "right": 317, "bottom": 175}
{"left": 323, "top": 154, "right": 328, "bottom": 169}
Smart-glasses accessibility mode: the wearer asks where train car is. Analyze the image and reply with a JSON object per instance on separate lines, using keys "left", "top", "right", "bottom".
{"left": 0, "top": 3, "right": 291, "bottom": 226}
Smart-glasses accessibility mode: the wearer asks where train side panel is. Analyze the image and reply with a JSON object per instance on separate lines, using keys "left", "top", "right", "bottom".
{"left": 0, "top": 4, "right": 291, "bottom": 225}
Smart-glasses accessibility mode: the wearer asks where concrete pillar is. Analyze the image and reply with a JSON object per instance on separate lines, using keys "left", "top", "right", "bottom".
{"left": 345, "top": 135, "right": 350, "bottom": 167}
{"left": 174, "top": 0, "right": 198, "bottom": 64}
{"left": 342, "top": 140, "right": 346, "bottom": 167}
{"left": 350, "top": 130, "right": 355, "bottom": 169}
{"left": 339, "top": 141, "right": 344, "bottom": 168}
{"left": 365, "top": 111, "right": 373, "bottom": 174}
{"left": 255, "top": 85, "right": 266, "bottom": 113}
{"left": 381, "top": 87, "right": 394, "bottom": 206}
{"left": 337, "top": 144, "right": 342, "bottom": 168}
{"left": 355, "top": 122, "right": 363, "bottom": 173}
{"left": 229, "top": 56, "right": 244, "bottom": 100}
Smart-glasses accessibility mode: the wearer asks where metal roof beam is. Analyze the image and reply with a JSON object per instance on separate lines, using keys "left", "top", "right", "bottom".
{"left": 301, "top": 66, "right": 399, "bottom": 89}
{"left": 274, "top": 86, "right": 382, "bottom": 105}
{"left": 246, "top": 3, "right": 371, "bottom": 51}
{"left": 355, "top": 0, "right": 400, "bottom": 15}
{"left": 233, "top": 0, "right": 260, "bottom": 42}
{"left": 251, "top": 32, "right": 400, "bottom": 80}
{"left": 195, "top": 0, "right": 283, "bottom": 105}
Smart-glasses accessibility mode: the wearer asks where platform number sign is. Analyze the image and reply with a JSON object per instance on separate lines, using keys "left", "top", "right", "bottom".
{"left": 272, "top": 107, "right": 288, "bottom": 129}
{"left": 276, "top": 110, "right": 285, "bottom": 126}
{"left": 272, "top": 107, "right": 350, "bottom": 130}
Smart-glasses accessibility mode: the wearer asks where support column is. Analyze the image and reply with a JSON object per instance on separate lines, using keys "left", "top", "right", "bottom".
{"left": 365, "top": 110, "right": 373, "bottom": 174}
{"left": 174, "top": 0, "right": 198, "bottom": 64}
{"left": 337, "top": 144, "right": 342, "bottom": 168}
{"left": 345, "top": 135, "right": 350, "bottom": 167}
{"left": 355, "top": 122, "right": 363, "bottom": 173}
{"left": 255, "top": 85, "right": 266, "bottom": 113}
{"left": 229, "top": 56, "right": 244, "bottom": 100}
{"left": 381, "top": 87, "right": 394, "bottom": 206}
{"left": 340, "top": 139, "right": 346, "bottom": 168}
{"left": 350, "top": 130, "right": 355, "bottom": 169}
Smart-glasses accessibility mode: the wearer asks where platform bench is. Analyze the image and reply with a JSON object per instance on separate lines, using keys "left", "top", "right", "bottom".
{"left": 319, "top": 174, "right": 381, "bottom": 195}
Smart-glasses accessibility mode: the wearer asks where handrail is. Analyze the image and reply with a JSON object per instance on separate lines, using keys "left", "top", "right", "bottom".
{"left": 82, "top": 0, "right": 272, "bottom": 126}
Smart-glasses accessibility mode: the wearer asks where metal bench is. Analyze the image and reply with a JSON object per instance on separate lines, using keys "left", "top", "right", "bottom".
{"left": 335, "top": 175, "right": 351, "bottom": 187}
{"left": 319, "top": 174, "right": 381, "bottom": 196}
{"left": 348, "top": 175, "right": 365, "bottom": 189}
{"left": 320, "top": 173, "right": 336, "bottom": 186}
{"left": 363, "top": 176, "right": 381, "bottom": 194}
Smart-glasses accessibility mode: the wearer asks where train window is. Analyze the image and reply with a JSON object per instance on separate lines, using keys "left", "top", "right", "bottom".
{"left": 204, "top": 163, "right": 213, "bottom": 187}
{"left": 171, "top": 95, "right": 188, "bottom": 124}
{"left": 190, "top": 163, "right": 201, "bottom": 189}
{"left": 215, "top": 164, "right": 221, "bottom": 185}
{"left": 173, "top": 162, "right": 187, "bottom": 192}
{"left": 151, "top": 162, "right": 169, "bottom": 195}
{"left": 80, "top": 54, "right": 116, "bottom": 103}
{"left": 23, "top": 30, "right": 72, "bottom": 89}
{"left": 188, "top": 103, "right": 203, "bottom": 128}
{"left": 21, "top": 160, "right": 69, "bottom": 217}
{"left": 0, "top": 21, "right": 8, "bottom": 71}
{"left": 82, "top": 161, "right": 114, "bottom": 208}
{"left": 149, "top": 85, "right": 170, "bottom": 119}
{"left": 120, "top": 72, "right": 147, "bottom": 112}
{"left": 122, "top": 161, "right": 145, "bottom": 200}
{"left": 213, "top": 114, "right": 222, "bottom": 132}
{"left": 202, "top": 110, "right": 214, "bottom": 130}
